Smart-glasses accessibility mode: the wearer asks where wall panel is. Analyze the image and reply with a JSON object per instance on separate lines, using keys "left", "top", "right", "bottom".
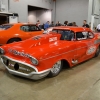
{"left": 55, "top": 0, "right": 89, "bottom": 26}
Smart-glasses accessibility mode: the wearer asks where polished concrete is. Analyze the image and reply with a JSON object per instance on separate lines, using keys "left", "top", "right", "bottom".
{"left": 0, "top": 56, "right": 100, "bottom": 100}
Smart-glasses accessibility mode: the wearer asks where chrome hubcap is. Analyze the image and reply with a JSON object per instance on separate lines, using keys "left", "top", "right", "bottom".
{"left": 97, "top": 47, "right": 99, "bottom": 53}
{"left": 51, "top": 61, "right": 61, "bottom": 74}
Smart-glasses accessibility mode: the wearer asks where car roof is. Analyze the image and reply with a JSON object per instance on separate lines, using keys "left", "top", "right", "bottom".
{"left": 52, "top": 26, "right": 91, "bottom": 32}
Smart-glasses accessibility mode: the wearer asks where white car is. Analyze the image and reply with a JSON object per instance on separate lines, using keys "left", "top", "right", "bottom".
{"left": 43, "top": 27, "right": 53, "bottom": 34}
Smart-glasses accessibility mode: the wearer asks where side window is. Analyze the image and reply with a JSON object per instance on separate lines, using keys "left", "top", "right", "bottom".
{"left": 76, "top": 32, "right": 88, "bottom": 40}
{"left": 0, "top": 25, "right": 13, "bottom": 30}
{"left": 52, "top": 29, "right": 75, "bottom": 41}
{"left": 20, "top": 25, "right": 30, "bottom": 32}
{"left": 30, "top": 25, "right": 40, "bottom": 31}
{"left": 60, "top": 30, "right": 74, "bottom": 41}
{"left": 88, "top": 32, "right": 94, "bottom": 39}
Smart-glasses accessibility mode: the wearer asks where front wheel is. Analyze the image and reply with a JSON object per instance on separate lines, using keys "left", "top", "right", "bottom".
{"left": 94, "top": 46, "right": 100, "bottom": 57}
{"left": 48, "top": 60, "right": 62, "bottom": 77}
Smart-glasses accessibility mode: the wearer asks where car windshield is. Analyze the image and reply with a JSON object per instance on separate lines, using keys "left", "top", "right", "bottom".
{"left": 0, "top": 25, "right": 13, "bottom": 30}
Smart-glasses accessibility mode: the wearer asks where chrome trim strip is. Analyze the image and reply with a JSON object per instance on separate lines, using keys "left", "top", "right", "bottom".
{"left": 40, "top": 46, "right": 87, "bottom": 61}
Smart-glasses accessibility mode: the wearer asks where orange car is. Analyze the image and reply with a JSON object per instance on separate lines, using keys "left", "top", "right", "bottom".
{"left": 0, "top": 23, "right": 43, "bottom": 45}
{"left": 1, "top": 26, "right": 100, "bottom": 80}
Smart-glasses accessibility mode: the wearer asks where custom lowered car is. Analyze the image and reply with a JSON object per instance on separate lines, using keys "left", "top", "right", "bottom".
{"left": 0, "top": 23, "right": 43, "bottom": 45}
{"left": 0, "top": 26, "right": 100, "bottom": 80}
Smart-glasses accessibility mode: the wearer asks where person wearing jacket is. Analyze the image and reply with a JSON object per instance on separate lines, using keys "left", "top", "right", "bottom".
{"left": 44, "top": 21, "right": 50, "bottom": 30}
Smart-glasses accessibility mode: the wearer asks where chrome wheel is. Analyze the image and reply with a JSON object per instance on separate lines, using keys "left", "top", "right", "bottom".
{"left": 94, "top": 46, "right": 100, "bottom": 57}
{"left": 48, "top": 60, "right": 62, "bottom": 77}
{"left": 97, "top": 47, "right": 99, "bottom": 53}
{"left": 51, "top": 61, "right": 61, "bottom": 74}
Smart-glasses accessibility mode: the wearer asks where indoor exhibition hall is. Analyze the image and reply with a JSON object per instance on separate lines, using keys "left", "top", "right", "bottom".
{"left": 0, "top": 0, "right": 100, "bottom": 100}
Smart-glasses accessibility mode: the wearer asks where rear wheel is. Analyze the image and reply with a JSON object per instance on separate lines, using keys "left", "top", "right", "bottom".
{"left": 94, "top": 46, "right": 100, "bottom": 57}
{"left": 48, "top": 60, "right": 62, "bottom": 77}
{"left": 7, "top": 38, "right": 21, "bottom": 44}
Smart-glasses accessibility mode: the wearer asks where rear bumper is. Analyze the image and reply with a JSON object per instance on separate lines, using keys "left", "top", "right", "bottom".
{"left": 1, "top": 56, "right": 50, "bottom": 80}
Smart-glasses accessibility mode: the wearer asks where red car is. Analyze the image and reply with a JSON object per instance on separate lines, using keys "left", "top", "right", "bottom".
{"left": 0, "top": 26, "right": 100, "bottom": 80}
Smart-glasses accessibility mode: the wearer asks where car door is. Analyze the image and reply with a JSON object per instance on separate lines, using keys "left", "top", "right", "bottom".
{"left": 29, "top": 25, "right": 43, "bottom": 36}
{"left": 75, "top": 31, "right": 95, "bottom": 63}
{"left": 57, "top": 30, "right": 78, "bottom": 65}
{"left": 20, "top": 25, "right": 33, "bottom": 39}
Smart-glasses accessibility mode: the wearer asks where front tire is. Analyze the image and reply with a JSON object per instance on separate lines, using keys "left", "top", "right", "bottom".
{"left": 48, "top": 60, "right": 62, "bottom": 77}
{"left": 94, "top": 46, "right": 100, "bottom": 57}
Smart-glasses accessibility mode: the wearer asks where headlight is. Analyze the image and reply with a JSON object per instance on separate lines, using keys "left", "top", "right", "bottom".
{"left": 30, "top": 57, "right": 38, "bottom": 65}
{"left": 0, "top": 48, "right": 5, "bottom": 54}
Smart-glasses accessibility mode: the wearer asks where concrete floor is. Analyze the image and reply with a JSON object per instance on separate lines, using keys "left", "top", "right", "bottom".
{"left": 0, "top": 56, "right": 100, "bottom": 100}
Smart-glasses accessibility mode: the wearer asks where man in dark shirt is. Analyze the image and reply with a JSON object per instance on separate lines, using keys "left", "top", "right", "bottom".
{"left": 56, "top": 21, "right": 61, "bottom": 26}
{"left": 82, "top": 20, "right": 90, "bottom": 28}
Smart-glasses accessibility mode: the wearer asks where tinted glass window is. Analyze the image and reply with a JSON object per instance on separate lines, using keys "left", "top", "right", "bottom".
{"left": 20, "top": 25, "right": 30, "bottom": 32}
{"left": 20, "top": 25, "right": 40, "bottom": 32}
{"left": 76, "top": 31, "right": 94, "bottom": 40}
{"left": 60, "top": 30, "right": 74, "bottom": 41}
{"left": 0, "top": 25, "right": 13, "bottom": 30}
{"left": 52, "top": 29, "right": 74, "bottom": 41}
{"left": 76, "top": 32, "right": 88, "bottom": 40}
{"left": 30, "top": 25, "right": 40, "bottom": 31}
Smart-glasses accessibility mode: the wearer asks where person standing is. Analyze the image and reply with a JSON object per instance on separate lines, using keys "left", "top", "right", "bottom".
{"left": 97, "top": 23, "right": 100, "bottom": 32}
{"left": 68, "top": 22, "right": 73, "bottom": 26}
{"left": 50, "top": 21, "right": 55, "bottom": 27}
{"left": 72, "top": 22, "right": 78, "bottom": 27}
{"left": 44, "top": 21, "right": 50, "bottom": 30}
{"left": 64, "top": 21, "right": 68, "bottom": 26}
{"left": 55, "top": 21, "right": 61, "bottom": 26}
{"left": 82, "top": 20, "right": 90, "bottom": 28}
{"left": 36, "top": 20, "right": 41, "bottom": 29}
{"left": 36, "top": 20, "right": 40, "bottom": 26}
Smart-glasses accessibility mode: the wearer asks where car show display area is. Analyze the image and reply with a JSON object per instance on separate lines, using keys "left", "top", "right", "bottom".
{"left": 1, "top": 0, "right": 100, "bottom": 100}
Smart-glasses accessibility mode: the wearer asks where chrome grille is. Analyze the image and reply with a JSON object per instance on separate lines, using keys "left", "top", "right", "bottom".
{"left": 1, "top": 56, "right": 36, "bottom": 74}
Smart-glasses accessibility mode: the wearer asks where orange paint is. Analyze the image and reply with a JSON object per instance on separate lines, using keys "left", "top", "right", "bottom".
{"left": 0, "top": 23, "right": 43, "bottom": 45}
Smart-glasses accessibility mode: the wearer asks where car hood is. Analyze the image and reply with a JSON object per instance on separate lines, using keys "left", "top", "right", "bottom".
{"left": 3, "top": 33, "right": 74, "bottom": 60}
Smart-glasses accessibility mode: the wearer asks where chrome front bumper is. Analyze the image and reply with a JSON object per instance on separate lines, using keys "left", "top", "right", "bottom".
{"left": 1, "top": 56, "right": 50, "bottom": 80}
